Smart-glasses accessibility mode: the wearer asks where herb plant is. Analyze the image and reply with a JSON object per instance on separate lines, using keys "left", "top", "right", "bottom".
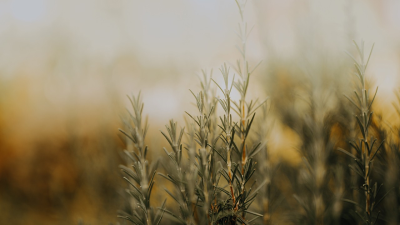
{"left": 115, "top": 2, "right": 400, "bottom": 225}
{"left": 118, "top": 93, "right": 167, "bottom": 225}
{"left": 338, "top": 41, "right": 390, "bottom": 225}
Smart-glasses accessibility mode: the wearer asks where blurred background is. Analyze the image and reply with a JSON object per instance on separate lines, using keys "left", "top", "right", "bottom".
{"left": 1, "top": 0, "right": 400, "bottom": 224}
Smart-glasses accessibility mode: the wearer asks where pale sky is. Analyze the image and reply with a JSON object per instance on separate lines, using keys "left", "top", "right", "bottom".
{"left": 1, "top": 0, "right": 400, "bottom": 122}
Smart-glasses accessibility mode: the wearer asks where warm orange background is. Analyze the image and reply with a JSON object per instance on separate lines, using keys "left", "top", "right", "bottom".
{"left": 0, "top": 0, "right": 400, "bottom": 224}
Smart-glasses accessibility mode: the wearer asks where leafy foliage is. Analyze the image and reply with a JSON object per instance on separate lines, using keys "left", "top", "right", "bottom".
{"left": 119, "top": 93, "right": 167, "bottom": 225}
{"left": 338, "top": 41, "right": 390, "bottom": 225}
{"left": 114, "top": 2, "right": 400, "bottom": 225}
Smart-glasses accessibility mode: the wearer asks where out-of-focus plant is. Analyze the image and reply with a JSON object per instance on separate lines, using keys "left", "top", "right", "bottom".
{"left": 252, "top": 103, "right": 284, "bottom": 225}
{"left": 384, "top": 91, "right": 400, "bottom": 225}
{"left": 277, "top": 61, "right": 350, "bottom": 225}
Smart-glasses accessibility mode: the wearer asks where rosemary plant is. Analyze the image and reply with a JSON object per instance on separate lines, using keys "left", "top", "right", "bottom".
{"left": 159, "top": 119, "right": 195, "bottom": 224}
{"left": 159, "top": 70, "right": 222, "bottom": 224}
{"left": 338, "top": 41, "right": 388, "bottom": 224}
{"left": 111, "top": 2, "right": 400, "bottom": 225}
{"left": 160, "top": 63, "right": 266, "bottom": 224}
{"left": 186, "top": 89, "right": 219, "bottom": 223}
{"left": 212, "top": 1, "right": 268, "bottom": 223}
{"left": 159, "top": 0, "right": 268, "bottom": 223}
{"left": 212, "top": 63, "right": 266, "bottom": 224}
{"left": 118, "top": 93, "right": 166, "bottom": 225}
{"left": 230, "top": 0, "right": 265, "bottom": 176}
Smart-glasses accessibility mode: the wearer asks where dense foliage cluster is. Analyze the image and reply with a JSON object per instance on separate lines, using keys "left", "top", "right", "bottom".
{"left": 117, "top": 1, "right": 400, "bottom": 224}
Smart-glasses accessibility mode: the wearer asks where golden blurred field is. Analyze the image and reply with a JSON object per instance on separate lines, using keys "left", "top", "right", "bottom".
{"left": 1, "top": 0, "right": 400, "bottom": 224}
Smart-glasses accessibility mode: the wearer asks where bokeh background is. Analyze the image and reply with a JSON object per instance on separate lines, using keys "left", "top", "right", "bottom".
{"left": 1, "top": 0, "right": 400, "bottom": 224}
